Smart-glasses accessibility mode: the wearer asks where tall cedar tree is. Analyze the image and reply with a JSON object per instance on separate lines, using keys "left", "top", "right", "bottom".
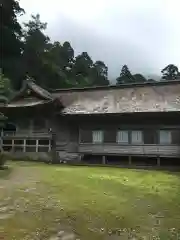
{"left": 0, "top": 0, "right": 24, "bottom": 89}
{"left": 116, "top": 65, "right": 135, "bottom": 84}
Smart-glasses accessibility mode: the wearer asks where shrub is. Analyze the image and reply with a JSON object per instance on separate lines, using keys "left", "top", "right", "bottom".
{"left": 0, "top": 153, "right": 7, "bottom": 169}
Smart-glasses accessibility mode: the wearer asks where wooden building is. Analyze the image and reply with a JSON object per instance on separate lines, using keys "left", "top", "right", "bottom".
{"left": 0, "top": 79, "right": 180, "bottom": 165}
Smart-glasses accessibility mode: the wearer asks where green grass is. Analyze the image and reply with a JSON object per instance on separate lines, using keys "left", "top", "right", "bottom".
{"left": 0, "top": 161, "right": 180, "bottom": 240}
{"left": 0, "top": 167, "right": 12, "bottom": 179}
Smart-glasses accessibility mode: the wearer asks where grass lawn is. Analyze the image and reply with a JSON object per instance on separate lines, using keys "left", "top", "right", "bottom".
{"left": 0, "top": 161, "right": 180, "bottom": 240}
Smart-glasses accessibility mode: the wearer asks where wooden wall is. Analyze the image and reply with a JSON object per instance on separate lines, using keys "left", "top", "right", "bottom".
{"left": 53, "top": 112, "right": 180, "bottom": 158}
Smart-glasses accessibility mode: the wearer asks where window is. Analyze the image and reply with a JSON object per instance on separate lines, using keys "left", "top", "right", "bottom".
{"left": 92, "top": 130, "right": 103, "bottom": 143}
{"left": 159, "top": 130, "right": 172, "bottom": 144}
{"left": 117, "top": 130, "right": 129, "bottom": 144}
{"left": 131, "top": 130, "right": 143, "bottom": 144}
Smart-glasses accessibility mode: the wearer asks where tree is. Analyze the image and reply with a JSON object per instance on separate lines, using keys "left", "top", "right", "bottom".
{"left": 22, "top": 14, "right": 50, "bottom": 86}
{"left": 161, "top": 64, "right": 180, "bottom": 80}
{"left": 22, "top": 15, "right": 78, "bottom": 89}
{"left": 133, "top": 74, "right": 147, "bottom": 83}
{"left": 91, "top": 61, "right": 109, "bottom": 86}
{"left": 0, "top": 69, "right": 12, "bottom": 98}
{"left": 73, "top": 52, "right": 93, "bottom": 77}
{"left": 71, "top": 52, "right": 93, "bottom": 86}
{"left": 0, "top": 0, "right": 24, "bottom": 88}
{"left": 116, "top": 65, "right": 135, "bottom": 84}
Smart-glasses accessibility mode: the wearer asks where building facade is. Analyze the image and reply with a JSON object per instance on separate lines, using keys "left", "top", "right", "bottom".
{"left": 0, "top": 79, "right": 180, "bottom": 165}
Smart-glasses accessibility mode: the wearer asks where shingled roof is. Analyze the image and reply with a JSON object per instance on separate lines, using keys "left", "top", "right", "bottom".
{"left": 6, "top": 79, "right": 54, "bottom": 108}
{"left": 52, "top": 80, "right": 180, "bottom": 115}
{"left": 12, "top": 79, "right": 53, "bottom": 101}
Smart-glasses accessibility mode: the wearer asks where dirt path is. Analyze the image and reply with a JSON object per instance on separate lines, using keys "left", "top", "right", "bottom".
{"left": 1, "top": 165, "right": 41, "bottom": 186}
{"left": 0, "top": 164, "right": 80, "bottom": 240}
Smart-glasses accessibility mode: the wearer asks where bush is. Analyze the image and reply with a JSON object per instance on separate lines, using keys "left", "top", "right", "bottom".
{"left": 0, "top": 153, "right": 7, "bottom": 169}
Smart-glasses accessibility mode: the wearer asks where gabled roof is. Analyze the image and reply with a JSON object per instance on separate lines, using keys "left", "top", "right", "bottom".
{"left": 11, "top": 79, "right": 53, "bottom": 101}
{"left": 52, "top": 80, "right": 180, "bottom": 115}
{"left": 6, "top": 79, "right": 54, "bottom": 108}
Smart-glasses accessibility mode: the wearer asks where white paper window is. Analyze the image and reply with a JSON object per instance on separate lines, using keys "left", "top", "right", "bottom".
{"left": 92, "top": 130, "right": 103, "bottom": 143}
{"left": 131, "top": 130, "right": 143, "bottom": 144}
{"left": 159, "top": 130, "right": 171, "bottom": 144}
{"left": 117, "top": 130, "right": 129, "bottom": 143}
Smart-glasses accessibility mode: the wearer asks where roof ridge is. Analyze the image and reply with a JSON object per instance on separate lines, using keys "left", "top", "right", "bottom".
{"left": 49, "top": 79, "right": 180, "bottom": 93}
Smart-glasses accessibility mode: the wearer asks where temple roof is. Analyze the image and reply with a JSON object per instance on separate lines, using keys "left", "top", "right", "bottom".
{"left": 6, "top": 79, "right": 54, "bottom": 108}
{"left": 1, "top": 78, "right": 180, "bottom": 114}
{"left": 52, "top": 80, "right": 180, "bottom": 115}
{"left": 11, "top": 79, "right": 53, "bottom": 101}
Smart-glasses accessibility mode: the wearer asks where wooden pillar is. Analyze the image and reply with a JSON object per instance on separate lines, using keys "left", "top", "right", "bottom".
{"left": 23, "top": 139, "right": 26, "bottom": 152}
{"left": 12, "top": 139, "right": 14, "bottom": 152}
{"left": 36, "top": 140, "right": 39, "bottom": 152}
{"left": 51, "top": 132, "right": 59, "bottom": 164}
{"left": 48, "top": 140, "right": 51, "bottom": 152}
{"left": 79, "top": 154, "right": 83, "bottom": 162}
{"left": 128, "top": 156, "right": 132, "bottom": 165}
{"left": 102, "top": 155, "right": 106, "bottom": 164}
{"left": 157, "top": 156, "right": 160, "bottom": 166}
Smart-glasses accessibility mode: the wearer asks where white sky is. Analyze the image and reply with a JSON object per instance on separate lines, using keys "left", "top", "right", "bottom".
{"left": 19, "top": 0, "right": 180, "bottom": 79}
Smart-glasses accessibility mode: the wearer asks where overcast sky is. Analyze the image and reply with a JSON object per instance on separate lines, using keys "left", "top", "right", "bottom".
{"left": 19, "top": 0, "right": 180, "bottom": 80}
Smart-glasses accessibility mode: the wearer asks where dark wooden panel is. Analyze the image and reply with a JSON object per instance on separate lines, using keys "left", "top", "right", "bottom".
{"left": 69, "top": 125, "right": 79, "bottom": 142}
{"left": 104, "top": 129, "right": 116, "bottom": 143}
{"left": 38, "top": 146, "right": 49, "bottom": 152}
{"left": 80, "top": 129, "right": 92, "bottom": 143}
{"left": 33, "top": 117, "right": 46, "bottom": 130}
{"left": 144, "top": 130, "right": 158, "bottom": 144}
{"left": 172, "top": 130, "right": 180, "bottom": 144}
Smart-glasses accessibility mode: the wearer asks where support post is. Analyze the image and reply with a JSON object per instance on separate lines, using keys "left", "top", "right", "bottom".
{"left": 102, "top": 155, "right": 106, "bottom": 164}
{"left": 23, "top": 139, "right": 26, "bottom": 152}
{"left": 12, "top": 139, "right": 14, "bottom": 152}
{"left": 51, "top": 132, "right": 59, "bottom": 164}
{"left": 157, "top": 156, "right": 160, "bottom": 167}
{"left": 36, "top": 140, "right": 38, "bottom": 152}
{"left": 48, "top": 140, "right": 51, "bottom": 152}
{"left": 128, "top": 156, "right": 132, "bottom": 165}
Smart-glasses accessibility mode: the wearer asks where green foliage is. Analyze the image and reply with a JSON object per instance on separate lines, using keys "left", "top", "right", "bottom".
{"left": 0, "top": 0, "right": 25, "bottom": 88}
{"left": 133, "top": 73, "right": 147, "bottom": 83}
{"left": 116, "top": 65, "right": 135, "bottom": 84}
{"left": 0, "top": 153, "right": 7, "bottom": 168}
{"left": 1, "top": 0, "right": 179, "bottom": 90}
{"left": 0, "top": 69, "right": 12, "bottom": 98}
{"left": 161, "top": 64, "right": 180, "bottom": 80}
{"left": 21, "top": 15, "right": 109, "bottom": 89}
